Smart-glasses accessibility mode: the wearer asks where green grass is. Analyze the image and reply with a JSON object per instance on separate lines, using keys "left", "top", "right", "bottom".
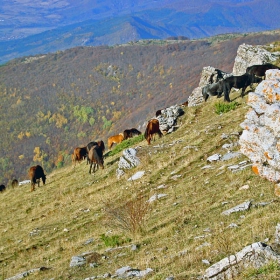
{"left": 215, "top": 101, "right": 240, "bottom": 114}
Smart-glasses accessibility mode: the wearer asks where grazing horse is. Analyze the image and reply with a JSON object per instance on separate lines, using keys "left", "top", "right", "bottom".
{"left": 0, "top": 184, "right": 6, "bottom": 192}
{"left": 11, "top": 179, "right": 19, "bottom": 188}
{"left": 72, "top": 146, "right": 87, "bottom": 166}
{"left": 144, "top": 119, "right": 163, "bottom": 145}
{"left": 220, "top": 73, "right": 262, "bottom": 102}
{"left": 108, "top": 133, "right": 124, "bottom": 150}
{"left": 28, "top": 165, "right": 46, "bottom": 191}
{"left": 86, "top": 140, "right": 105, "bottom": 164}
{"left": 123, "top": 128, "right": 142, "bottom": 140}
{"left": 246, "top": 63, "right": 280, "bottom": 78}
{"left": 202, "top": 81, "right": 224, "bottom": 101}
{"left": 88, "top": 145, "right": 104, "bottom": 174}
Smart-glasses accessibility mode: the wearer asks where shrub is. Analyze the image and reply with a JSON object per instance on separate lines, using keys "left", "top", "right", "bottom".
{"left": 103, "top": 194, "right": 150, "bottom": 236}
{"left": 215, "top": 101, "right": 240, "bottom": 114}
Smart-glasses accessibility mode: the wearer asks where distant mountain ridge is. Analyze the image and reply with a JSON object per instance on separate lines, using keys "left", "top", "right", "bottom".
{"left": 1, "top": 0, "right": 280, "bottom": 64}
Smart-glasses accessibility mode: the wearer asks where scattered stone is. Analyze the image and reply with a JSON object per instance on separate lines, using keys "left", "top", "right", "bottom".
{"left": 128, "top": 171, "right": 145, "bottom": 181}
{"left": 221, "top": 201, "right": 252, "bottom": 215}
{"left": 148, "top": 194, "right": 168, "bottom": 203}
{"left": 84, "top": 238, "right": 94, "bottom": 245}
{"left": 222, "top": 152, "right": 241, "bottom": 161}
{"left": 239, "top": 184, "right": 250, "bottom": 190}
{"left": 207, "top": 154, "right": 222, "bottom": 162}
{"left": 203, "top": 242, "right": 280, "bottom": 280}
{"left": 5, "top": 267, "right": 50, "bottom": 280}
{"left": 70, "top": 256, "right": 86, "bottom": 267}
{"left": 228, "top": 223, "right": 239, "bottom": 228}
{"left": 202, "top": 259, "right": 211, "bottom": 265}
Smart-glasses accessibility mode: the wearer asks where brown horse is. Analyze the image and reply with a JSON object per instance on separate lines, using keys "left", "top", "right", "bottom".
{"left": 144, "top": 119, "right": 163, "bottom": 145}
{"left": 28, "top": 165, "right": 46, "bottom": 192}
{"left": 108, "top": 133, "right": 124, "bottom": 150}
{"left": 72, "top": 146, "right": 87, "bottom": 166}
{"left": 88, "top": 145, "right": 104, "bottom": 174}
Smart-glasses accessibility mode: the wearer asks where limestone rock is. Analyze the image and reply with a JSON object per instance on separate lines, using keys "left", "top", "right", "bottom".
{"left": 232, "top": 44, "right": 279, "bottom": 76}
{"left": 239, "top": 70, "right": 280, "bottom": 184}
{"left": 203, "top": 242, "right": 280, "bottom": 279}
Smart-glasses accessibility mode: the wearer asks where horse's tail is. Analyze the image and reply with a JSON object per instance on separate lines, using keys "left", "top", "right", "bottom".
{"left": 144, "top": 124, "right": 149, "bottom": 140}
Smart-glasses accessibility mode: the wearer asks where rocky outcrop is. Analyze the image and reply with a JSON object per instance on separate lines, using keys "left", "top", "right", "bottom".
{"left": 232, "top": 44, "right": 279, "bottom": 75}
{"left": 156, "top": 104, "right": 184, "bottom": 133}
{"left": 239, "top": 70, "right": 280, "bottom": 194}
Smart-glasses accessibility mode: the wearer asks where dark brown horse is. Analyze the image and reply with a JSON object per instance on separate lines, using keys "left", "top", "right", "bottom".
{"left": 86, "top": 140, "right": 105, "bottom": 164}
{"left": 72, "top": 146, "right": 87, "bottom": 166}
{"left": 246, "top": 63, "right": 280, "bottom": 78}
{"left": 123, "top": 128, "right": 142, "bottom": 140}
{"left": 28, "top": 165, "right": 46, "bottom": 191}
{"left": 144, "top": 119, "right": 163, "bottom": 145}
{"left": 88, "top": 145, "right": 104, "bottom": 174}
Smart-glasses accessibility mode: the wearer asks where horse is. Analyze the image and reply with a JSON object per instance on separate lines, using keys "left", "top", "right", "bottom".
{"left": 144, "top": 119, "right": 163, "bottom": 145}
{"left": 88, "top": 145, "right": 104, "bottom": 174}
{"left": 108, "top": 133, "right": 124, "bottom": 150}
{"left": 123, "top": 128, "right": 142, "bottom": 140}
{"left": 246, "top": 63, "right": 280, "bottom": 78}
{"left": 28, "top": 165, "right": 46, "bottom": 192}
{"left": 220, "top": 73, "right": 262, "bottom": 102}
{"left": 202, "top": 80, "right": 224, "bottom": 102}
{"left": 86, "top": 140, "right": 105, "bottom": 164}
{"left": 11, "top": 179, "right": 19, "bottom": 188}
{"left": 72, "top": 146, "right": 87, "bottom": 166}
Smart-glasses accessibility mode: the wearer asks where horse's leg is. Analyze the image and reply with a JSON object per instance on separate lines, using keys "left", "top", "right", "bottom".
{"left": 89, "top": 162, "right": 92, "bottom": 174}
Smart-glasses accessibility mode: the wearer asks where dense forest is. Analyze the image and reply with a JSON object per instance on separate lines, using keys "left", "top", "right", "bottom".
{"left": 1, "top": 31, "right": 280, "bottom": 184}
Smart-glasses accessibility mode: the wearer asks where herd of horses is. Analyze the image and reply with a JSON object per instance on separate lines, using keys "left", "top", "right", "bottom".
{"left": 202, "top": 63, "right": 280, "bottom": 102}
{"left": 71, "top": 122, "right": 162, "bottom": 172}
{"left": 4, "top": 63, "right": 278, "bottom": 193}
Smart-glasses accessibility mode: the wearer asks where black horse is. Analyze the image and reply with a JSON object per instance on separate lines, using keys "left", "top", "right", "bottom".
{"left": 123, "top": 128, "right": 142, "bottom": 140}
{"left": 220, "top": 73, "right": 262, "bottom": 102}
{"left": 246, "top": 63, "right": 280, "bottom": 78}
{"left": 202, "top": 80, "right": 224, "bottom": 101}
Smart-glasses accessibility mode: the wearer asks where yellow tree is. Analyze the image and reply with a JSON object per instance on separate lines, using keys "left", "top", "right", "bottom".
{"left": 33, "top": 147, "right": 47, "bottom": 167}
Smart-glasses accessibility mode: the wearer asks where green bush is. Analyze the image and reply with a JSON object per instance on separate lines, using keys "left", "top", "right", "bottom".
{"left": 215, "top": 101, "right": 240, "bottom": 115}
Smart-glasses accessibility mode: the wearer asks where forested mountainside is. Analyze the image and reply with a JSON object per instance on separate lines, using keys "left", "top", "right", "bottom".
{"left": 1, "top": 31, "right": 280, "bottom": 185}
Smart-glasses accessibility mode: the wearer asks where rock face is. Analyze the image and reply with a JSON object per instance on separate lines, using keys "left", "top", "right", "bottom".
{"left": 232, "top": 44, "right": 279, "bottom": 75}
{"left": 239, "top": 70, "right": 280, "bottom": 191}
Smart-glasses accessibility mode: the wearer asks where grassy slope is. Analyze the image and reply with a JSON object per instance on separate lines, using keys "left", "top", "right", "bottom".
{"left": 0, "top": 90, "right": 279, "bottom": 280}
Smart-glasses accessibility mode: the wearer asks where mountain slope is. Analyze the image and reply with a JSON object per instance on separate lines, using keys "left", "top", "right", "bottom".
{"left": 0, "top": 88, "right": 279, "bottom": 279}
{"left": 0, "top": 31, "right": 280, "bottom": 185}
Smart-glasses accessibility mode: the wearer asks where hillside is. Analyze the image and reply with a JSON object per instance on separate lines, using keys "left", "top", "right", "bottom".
{"left": 1, "top": 31, "right": 280, "bottom": 185}
{"left": 1, "top": 0, "right": 280, "bottom": 63}
{"left": 1, "top": 88, "right": 279, "bottom": 280}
